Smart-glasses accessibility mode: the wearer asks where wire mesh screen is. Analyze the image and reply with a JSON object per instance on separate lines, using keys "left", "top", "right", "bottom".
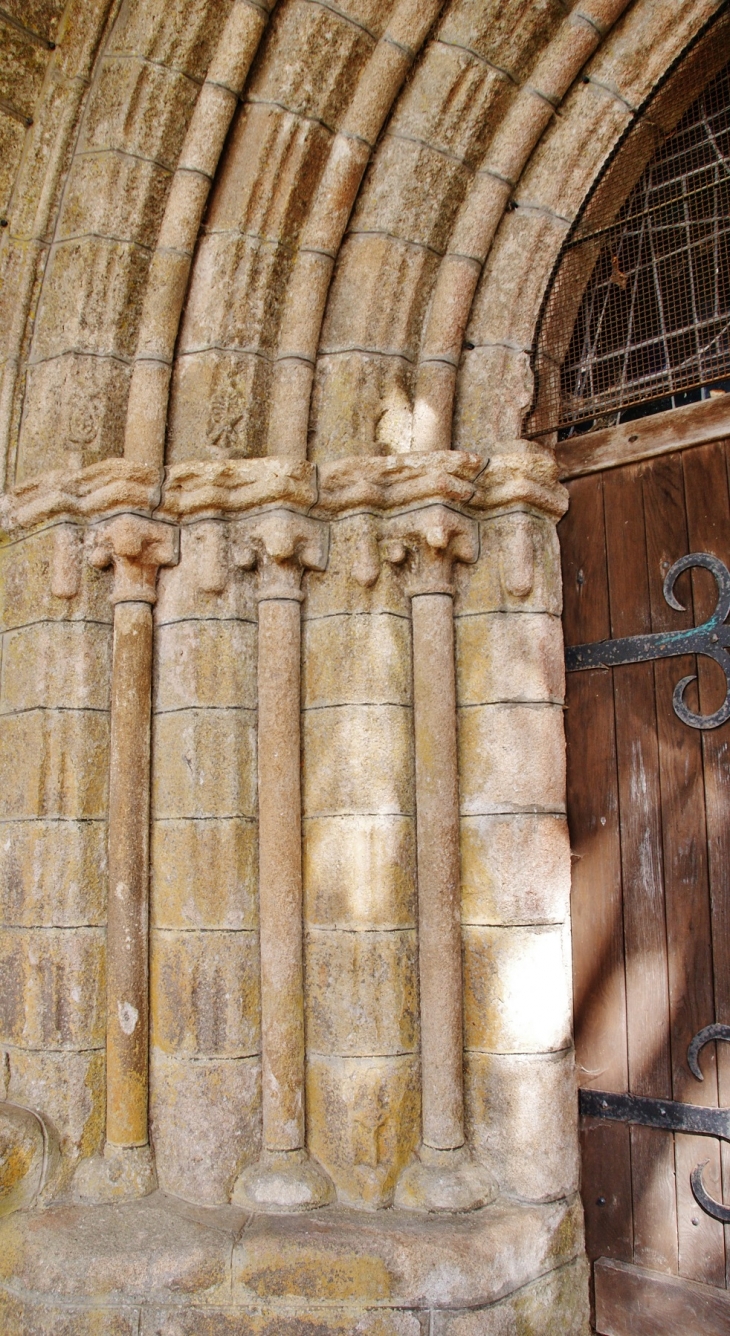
{"left": 528, "top": 11, "right": 730, "bottom": 439}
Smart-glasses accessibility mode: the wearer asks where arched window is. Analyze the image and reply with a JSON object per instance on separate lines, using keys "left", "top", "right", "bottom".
{"left": 529, "top": 9, "right": 730, "bottom": 441}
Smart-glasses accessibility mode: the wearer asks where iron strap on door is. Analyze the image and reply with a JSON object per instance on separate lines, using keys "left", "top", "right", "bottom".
{"left": 579, "top": 1027, "right": 730, "bottom": 1223}
{"left": 565, "top": 551, "right": 730, "bottom": 728}
{"left": 566, "top": 551, "right": 730, "bottom": 1222}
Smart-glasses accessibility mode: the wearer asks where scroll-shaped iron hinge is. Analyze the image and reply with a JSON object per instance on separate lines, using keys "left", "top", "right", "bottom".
{"left": 566, "top": 552, "right": 730, "bottom": 729}
{"left": 580, "top": 1024, "right": 730, "bottom": 1222}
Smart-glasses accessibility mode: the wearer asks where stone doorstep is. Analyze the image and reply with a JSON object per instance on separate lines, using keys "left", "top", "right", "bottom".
{"left": 0, "top": 1262, "right": 591, "bottom": 1336}
{"left": 0, "top": 1191, "right": 584, "bottom": 1316}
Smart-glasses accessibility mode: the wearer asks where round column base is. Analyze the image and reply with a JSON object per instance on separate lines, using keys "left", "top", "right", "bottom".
{"left": 233, "top": 1149, "right": 335, "bottom": 1213}
{"left": 394, "top": 1145, "right": 498, "bottom": 1213}
{"left": 72, "top": 1143, "right": 157, "bottom": 1204}
{"left": 0, "top": 1103, "right": 60, "bottom": 1216}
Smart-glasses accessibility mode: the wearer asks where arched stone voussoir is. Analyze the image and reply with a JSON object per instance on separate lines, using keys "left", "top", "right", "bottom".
{"left": 308, "top": 0, "right": 569, "bottom": 462}
{"left": 0, "top": 0, "right": 117, "bottom": 492}
{"left": 13, "top": 0, "right": 253, "bottom": 482}
{"left": 319, "top": 0, "right": 636, "bottom": 458}
{"left": 169, "top": 0, "right": 450, "bottom": 465}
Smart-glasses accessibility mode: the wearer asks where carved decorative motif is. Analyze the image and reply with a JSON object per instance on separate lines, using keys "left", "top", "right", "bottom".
{"left": 232, "top": 511, "right": 329, "bottom": 600}
{"left": 51, "top": 526, "right": 84, "bottom": 599}
{"left": 207, "top": 387, "right": 244, "bottom": 456}
{"left": 161, "top": 458, "right": 317, "bottom": 520}
{"left": 499, "top": 513, "right": 536, "bottom": 598}
{"left": 187, "top": 519, "right": 229, "bottom": 593}
{"left": 86, "top": 515, "right": 179, "bottom": 603}
{"left": 353, "top": 505, "right": 479, "bottom": 594}
{"left": 0, "top": 461, "right": 163, "bottom": 532}
{"left": 66, "top": 394, "right": 101, "bottom": 466}
{"left": 0, "top": 443, "right": 566, "bottom": 538}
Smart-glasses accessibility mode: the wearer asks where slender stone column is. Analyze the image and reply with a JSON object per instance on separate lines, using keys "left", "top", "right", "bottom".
{"left": 74, "top": 515, "right": 178, "bottom": 1201}
{"left": 370, "top": 507, "right": 498, "bottom": 1211}
{"left": 258, "top": 595, "right": 306, "bottom": 1150}
{"left": 106, "top": 599, "right": 154, "bottom": 1149}
{"left": 411, "top": 589, "right": 464, "bottom": 1151}
{"left": 231, "top": 512, "right": 335, "bottom": 1212}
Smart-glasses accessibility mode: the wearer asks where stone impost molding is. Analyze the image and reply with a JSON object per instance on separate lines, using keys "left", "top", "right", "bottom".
{"left": 158, "top": 443, "right": 563, "bottom": 521}
{"left": 314, "top": 443, "right": 566, "bottom": 519}
{"left": 478, "top": 443, "right": 568, "bottom": 520}
{"left": 74, "top": 516, "right": 178, "bottom": 1205}
{"left": 230, "top": 511, "right": 334, "bottom": 1214}
{"left": 355, "top": 506, "right": 497, "bottom": 1213}
{"left": 315, "top": 450, "right": 488, "bottom": 513}
{"left": 159, "top": 457, "right": 317, "bottom": 520}
{"left": 0, "top": 443, "right": 566, "bottom": 534}
{"left": 0, "top": 460, "right": 163, "bottom": 532}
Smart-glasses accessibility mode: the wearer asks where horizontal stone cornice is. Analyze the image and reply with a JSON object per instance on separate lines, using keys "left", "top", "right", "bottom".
{"left": 0, "top": 444, "right": 567, "bottom": 536}
{"left": 315, "top": 445, "right": 567, "bottom": 519}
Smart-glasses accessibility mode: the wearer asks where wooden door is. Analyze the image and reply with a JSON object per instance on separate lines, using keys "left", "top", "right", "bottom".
{"left": 560, "top": 438, "right": 730, "bottom": 1335}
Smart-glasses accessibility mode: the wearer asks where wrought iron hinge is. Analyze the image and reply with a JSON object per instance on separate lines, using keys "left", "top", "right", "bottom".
{"left": 580, "top": 1024, "right": 730, "bottom": 1222}
{"left": 565, "top": 552, "right": 730, "bottom": 729}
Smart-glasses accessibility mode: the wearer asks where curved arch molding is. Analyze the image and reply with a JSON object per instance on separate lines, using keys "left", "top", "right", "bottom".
{"left": 2, "top": 0, "right": 723, "bottom": 484}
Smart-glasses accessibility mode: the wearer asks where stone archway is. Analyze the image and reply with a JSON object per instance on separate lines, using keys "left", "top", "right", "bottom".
{"left": 0, "top": 1, "right": 724, "bottom": 1330}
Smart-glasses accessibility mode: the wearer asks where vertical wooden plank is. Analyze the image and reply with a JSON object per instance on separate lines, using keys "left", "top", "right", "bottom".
{"left": 603, "top": 463, "right": 678, "bottom": 1277}
{"left": 684, "top": 439, "right": 730, "bottom": 1282}
{"left": 642, "top": 452, "right": 725, "bottom": 1286}
{"left": 561, "top": 475, "right": 633, "bottom": 1271}
{"left": 570, "top": 666, "right": 634, "bottom": 1272}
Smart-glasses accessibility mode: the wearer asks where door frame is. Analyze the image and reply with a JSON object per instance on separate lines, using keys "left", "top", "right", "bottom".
{"left": 557, "top": 393, "right": 730, "bottom": 483}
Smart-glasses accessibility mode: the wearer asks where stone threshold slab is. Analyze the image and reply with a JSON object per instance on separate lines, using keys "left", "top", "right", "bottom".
{"left": 0, "top": 1190, "right": 584, "bottom": 1314}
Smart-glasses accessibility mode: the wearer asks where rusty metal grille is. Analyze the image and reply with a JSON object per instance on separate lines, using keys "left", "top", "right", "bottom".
{"left": 528, "top": 15, "right": 730, "bottom": 439}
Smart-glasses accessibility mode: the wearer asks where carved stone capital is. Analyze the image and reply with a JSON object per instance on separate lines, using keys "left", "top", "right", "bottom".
{"left": 86, "top": 515, "right": 179, "bottom": 604}
{"left": 232, "top": 511, "right": 329, "bottom": 600}
{"left": 356, "top": 505, "right": 479, "bottom": 596}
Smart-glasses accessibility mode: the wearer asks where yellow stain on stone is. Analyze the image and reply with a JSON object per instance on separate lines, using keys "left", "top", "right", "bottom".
{"left": 237, "top": 1242, "right": 393, "bottom": 1302}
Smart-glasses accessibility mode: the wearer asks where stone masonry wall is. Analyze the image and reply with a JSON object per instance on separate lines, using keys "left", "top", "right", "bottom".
{"left": 150, "top": 522, "right": 261, "bottom": 1203}
{"left": 302, "top": 519, "right": 420, "bottom": 1209}
{"left": 456, "top": 514, "right": 578, "bottom": 1205}
{"left": 0, "top": 526, "right": 111, "bottom": 1189}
